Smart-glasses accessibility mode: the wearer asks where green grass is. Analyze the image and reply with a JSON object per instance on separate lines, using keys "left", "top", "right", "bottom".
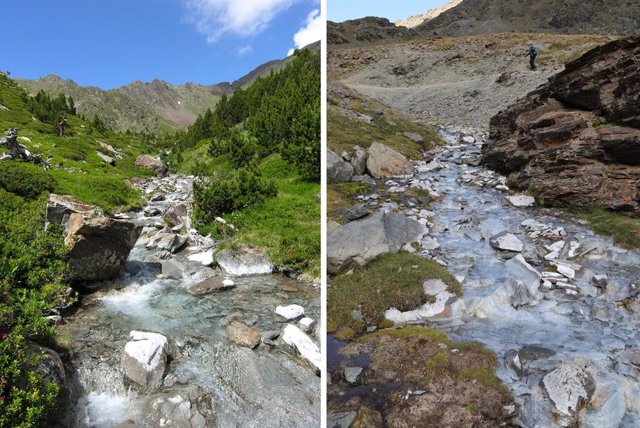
{"left": 328, "top": 105, "right": 442, "bottom": 160}
{"left": 459, "top": 367, "right": 510, "bottom": 395}
{"left": 327, "top": 182, "right": 373, "bottom": 223}
{"left": 202, "top": 154, "right": 320, "bottom": 277}
{"left": 575, "top": 208, "right": 640, "bottom": 249}
{"left": 0, "top": 73, "right": 157, "bottom": 213}
{"left": 328, "top": 252, "right": 462, "bottom": 338}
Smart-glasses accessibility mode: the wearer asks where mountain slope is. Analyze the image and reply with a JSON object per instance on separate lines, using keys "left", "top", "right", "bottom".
{"left": 395, "top": 0, "right": 463, "bottom": 29}
{"left": 417, "top": 0, "right": 640, "bottom": 37}
{"left": 16, "top": 42, "right": 320, "bottom": 134}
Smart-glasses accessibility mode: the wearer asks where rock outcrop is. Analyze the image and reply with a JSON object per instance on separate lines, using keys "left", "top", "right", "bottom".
{"left": 327, "top": 210, "right": 425, "bottom": 274}
{"left": 65, "top": 214, "right": 142, "bottom": 281}
{"left": 366, "top": 142, "right": 414, "bottom": 178}
{"left": 46, "top": 194, "right": 142, "bottom": 282}
{"left": 483, "top": 36, "right": 640, "bottom": 214}
{"left": 135, "top": 155, "right": 168, "bottom": 177}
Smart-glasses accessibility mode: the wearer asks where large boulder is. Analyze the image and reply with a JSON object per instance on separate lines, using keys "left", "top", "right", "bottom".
{"left": 327, "top": 149, "right": 354, "bottom": 183}
{"left": 121, "top": 331, "right": 170, "bottom": 390}
{"left": 217, "top": 245, "right": 273, "bottom": 276}
{"left": 483, "top": 36, "right": 640, "bottom": 214}
{"left": 327, "top": 210, "right": 424, "bottom": 274}
{"left": 135, "top": 155, "right": 168, "bottom": 177}
{"left": 366, "top": 142, "right": 414, "bottom": 178}
{"left": 65, "top": 214, "right": 142, "bottom": 281}
{"left": 46, "top": 194, "right": 102, "bottom": 226}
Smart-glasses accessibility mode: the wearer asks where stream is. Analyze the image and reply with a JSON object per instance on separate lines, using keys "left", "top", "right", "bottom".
{"left": 331, "top": 128, "right": 640, "bottom": 427}
{"left": 57, "top": 175, "right": 321, "bottom": 428}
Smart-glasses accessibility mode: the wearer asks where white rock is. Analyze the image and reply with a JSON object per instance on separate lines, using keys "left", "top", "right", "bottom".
{"left": 276, "top": 305, "right": 305, "bottom": 320}
{"left": 506, "top": 195, "right": 536, "bottom": 207}
{"left": 490, "top": 232, "right": 524, "bottom": 252}
{"left": 462, "top": 136, "right": 475, "bottom": 144}
{"left": 223, "top": 279, "right": 235, "bottom": 287}
{"left": 542, "top": 360, "right": 594, "bottom": 416}
{"left": 121, "top": 331, "right": 169, "bottom": 390}
{"left": 299, "top": 317, "right": 316, "bottom": 332}
{"left": 187, "top": 251, "right": 214, "bottom": 266}
{"left": 557, "top": 264, "right": 576, "bottom": 279}
{"left": 282, "top": 325, "right": 321, "bottom": 371}
{"left": 421, "top": 236, "right": 440, "bottom": 250}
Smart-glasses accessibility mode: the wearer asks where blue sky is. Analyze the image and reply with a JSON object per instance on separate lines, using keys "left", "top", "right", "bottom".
{"left": 329, "top": 0, "right": 450, "bottom": 23}
{"left": 1, "top": 0, "right": 321, "bottom": 89}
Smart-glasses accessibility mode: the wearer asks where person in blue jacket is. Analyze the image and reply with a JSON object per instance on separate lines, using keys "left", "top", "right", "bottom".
{"left": 527, "top": 44, "right": 539, "bottom": 70}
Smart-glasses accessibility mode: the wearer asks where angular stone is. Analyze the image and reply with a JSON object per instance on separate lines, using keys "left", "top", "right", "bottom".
{"left": 276, "top": 305, "right": 305, "bottom": 320}
{"left": 282, "top": 325, "right": 321, "bottom": 371}
{"left": 350, "top": 145, "right": 368, "bottom": 176}
{"left": 327, "top": 149, "right": 354, "bottom": 183}
{"left": 366, "top": 142, "right": 413, "bottom": 178}
{"left": 506, "top": 195, "right": 536, "bottom": 207}
{"left": 338, "top": 204, "right": 369, "bottom": 223}
{"left": 217, "top": 246, "right": 273, "bottom": 276}
{"left": 227, "top": 321, "right": 261, "bottom": 349}
{"left": 187, "top": 251, "right": 214, "bottom": 266}
{"left": 186, "top": 276, "right": 235, "bottom": 295}
{"left": 489, "top": 231, "right": 524, "bottom": 252}
{"left": 121, "top": 331, "right": 169, "bottom": 390}
{"left": 542, "top": 360, "right": 595, "bottom": 416}
{"left": 344, "top": 366, "right": 363, "bottom": 384}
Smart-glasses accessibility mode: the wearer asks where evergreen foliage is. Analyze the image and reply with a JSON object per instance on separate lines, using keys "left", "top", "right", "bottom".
{"left": 25, "top": 90, "right": 75, "bottom": 125}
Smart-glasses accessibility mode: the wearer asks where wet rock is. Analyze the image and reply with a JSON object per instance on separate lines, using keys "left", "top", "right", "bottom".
{"left": 135, "top": 155, "right": 167, "bottom": 176}
{"left": 217, "top": 245, "right": 273, "bottom": 276}
{"left": 187, "top": 251, "right": 214, "bottom": 267}
{"left": 143, "top": 206, "right": 163, "bottom": 217}
{"left": 282, "top": 324, "right": 321, "bottom": 371}
{"left": 366, "top": 142, "right": 413, "bottom": 178}
{"left": 121, "top": 331, "right": 170, "bottom": 390}
{"left": 227, "top": 321, "right": 261, "bottom": 349}
{"left": 276, "top": 304, "right": 305, "bottom": 320}
{"left": 299, "top": 317, "right": 316, "bottom": 333}
{"left": 328, "top": 210, "right": 424, "bottom": 274}
{"left": 161, "top": 260, "right": 183, "bottom": 279}
{"left": 350, "top": 145, "right": 368, "bottom": 175}
{"left": 505, "top": 254, "right": 542, "bottom": 306}
{"left": 542, "top": 359, "right": 595, "bottom": 416}
{"left": 506, "top": 195, "right": 535, "bottom": 207}
{"left": 582, "top": 387, "right": 625, "bottom": 428}
{"left": 489, "top": 231, "right": 524, "bottom": 252}
{"left": 618, "top": 349, "right": 640, "bottom": 368}
{"left": 328, "top": 149, "right": 355, "bottom": 183}
{"left": 186, "top": 276, "right": 234, "bottom": 296}
{"left": 157, "top": 233, "right": 187, "bottom": 254}
{"left": 163, "top": 203, "right": 189, "bottom": 227}
{"left": 328, "top": 412, "right": 357, "bottom": 428}
{"left": 462, "top": 135, "right": 475, "bottom": 144}
{"left": 142, "top": 386, "right": 214, "bottom": 428}
{"left": 338, "top": 204, "right": 369, "bottom": 223}
{"left": 65, "top": 214, "right": 142, "bottom": 281}
{"left": 344, "top": 366, "right": 363, "bottom": 384}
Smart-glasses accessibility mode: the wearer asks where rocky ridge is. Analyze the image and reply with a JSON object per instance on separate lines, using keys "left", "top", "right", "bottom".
{"left": 483, "top": 35, "right": 640, "bottom": 214}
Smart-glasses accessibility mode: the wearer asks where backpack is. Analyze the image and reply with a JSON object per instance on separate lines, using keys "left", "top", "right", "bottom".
{"left": 530, "top": 46, "right": 539, "bottom": 56}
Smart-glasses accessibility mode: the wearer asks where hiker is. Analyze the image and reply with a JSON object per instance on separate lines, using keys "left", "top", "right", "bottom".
{"left": 526, "top": 44, "right": 538, "bottom": 70}
{"left": 56, "top": 115, "right": 67, "bottom": 137}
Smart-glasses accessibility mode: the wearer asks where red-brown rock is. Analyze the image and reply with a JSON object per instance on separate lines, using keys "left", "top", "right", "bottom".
{"left": 483, "top": 36, "right": 640, "bottom": 214}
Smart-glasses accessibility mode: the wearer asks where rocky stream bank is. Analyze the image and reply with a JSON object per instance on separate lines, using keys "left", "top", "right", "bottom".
{"left": 46, "top": 174, "right": 320, "bottom": 427}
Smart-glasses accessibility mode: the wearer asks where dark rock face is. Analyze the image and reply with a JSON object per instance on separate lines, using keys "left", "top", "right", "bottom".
{"left": 483, "top": 36, "right": 640, "bottom": 214}
{"left": 66, "top": 214, "right": 142, "bottom": 281}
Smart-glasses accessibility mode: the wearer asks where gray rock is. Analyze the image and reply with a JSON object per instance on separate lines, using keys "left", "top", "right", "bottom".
{"left": 161, "top": 260, "right": 183, "bottom": 279}
{"left": 505, "top": 254, "right": 542, "bottom": 306}
{"left": 96, "top": 151, "right": 116, "bottom": 165}
{"left": 327, "top": 150, "right": 354, "bottom": 183}
{"left": 351, "top": 174, "right": 377, "bottom": 186}
{"left": 366, "top": 142, "right": 414, "bottom": 178}
{"left": 46, "top": 194, "right": 103, "bottom": 227}
{"left": 344, "top": 366, "right": 363, "bottom": 384}
{"left": 338, "top": 204, "right": 369, "bottom": 223}
{"left": 403, "top": 131, "right": 424, "bottom": 144}
{"left": 489, "top": 231, "right": 524, "bottom": 252}
{"left": 163, "top": 203, "right": 189, "bottom": 227}
{"left": 542, "top": 359, "right": 595, "bottom": 416}
{"left": 217, "top": 245, "right": 273, "bottom": 276}
{"left": 328, "top": 412, "right": 357, "bottom": 428}
{"left": 350, "top": 145, "right": 368, "bottom": 175}
{"left": 121, "top": 331, "right": 170, "bottom": 390}
{"left": 186, "top": 276, "right": 235, "bottom": 295}
{"left": 327, "top": 210, "right": 424, "bottom": 274}
{"left": 506, "top": 195, "right": 536, "bottom": 207}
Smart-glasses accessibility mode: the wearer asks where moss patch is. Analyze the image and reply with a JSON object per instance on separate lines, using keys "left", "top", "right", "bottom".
{"left": 574, "top": 208, "right": 640, "bottom": 250}
{"left": 328, "top": 253, "right": 462, "bottom": 337}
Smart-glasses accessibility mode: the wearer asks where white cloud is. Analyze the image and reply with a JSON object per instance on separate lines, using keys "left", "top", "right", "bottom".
{"left": 185, "top": 0, "right": 298, "bottom": 43}
{"left": 238, "top": 44, "right": 254, "bottom": 56}
{"left": 288, "top": 8, "right": 322, "bottom": 56}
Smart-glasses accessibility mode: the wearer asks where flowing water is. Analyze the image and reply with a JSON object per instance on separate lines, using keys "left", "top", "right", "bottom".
{"left": 57, "top": 176, "right": 321, "bottom": 428}
{"left": 413, "top": 129, "right": 640, "bottom": 426}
